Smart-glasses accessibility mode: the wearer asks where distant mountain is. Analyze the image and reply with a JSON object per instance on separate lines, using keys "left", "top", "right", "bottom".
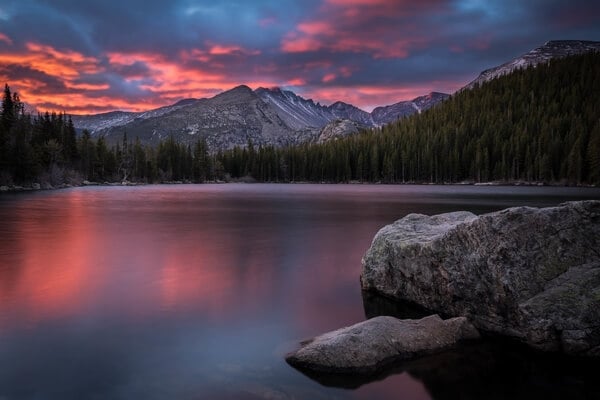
{"left": 71, "top": 98, "right": 201, "bottom": 134}
{"left": 72, "top": 86, "right": 448, "bottom": 150}
{"left": 65, "top": 39, "right": 600, "bottom": 151}
{"left": 79, "top": 85, "right": 320, "bottom": 150}
{"left": 255, "top": 88, "right": 376, "bottom": 128}
{"left": 328, "top": 101, "right": 374, "bottom": 126}
{"left": 254, "top": 87, "right": 332, "bottom": 130}
{"left": 464, "top": 40, "right": 600, "bottom": 90}
{"left": 371, "top": 92, "right": 450, "bottom": 125}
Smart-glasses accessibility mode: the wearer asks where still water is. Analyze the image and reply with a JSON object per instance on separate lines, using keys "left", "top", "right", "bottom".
{"left": 0, "top": 184, "right": 599, "bottom": 400}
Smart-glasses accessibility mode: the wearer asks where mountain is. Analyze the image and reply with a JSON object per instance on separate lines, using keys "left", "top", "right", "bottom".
{"left": 83, "top": 85, "right": 320, "bottom": 150}
{"left": 221, "top": 50, "right": 600, "bottom": 185}
{"left": 371, "top": 92, "right": 450, "bottom": 125}
{"left": 254, "top": 87, "right": 332, "bottom": 130}
{"left": 65, "top": 39, "right": 600, "bottom": 152}
{"left": 465, "top": 40, "right": 600, "bottom": 90}
{"left": 72, "top": 87, "right": 447, "bottom": 150}
{"left": 328, "top": 101, "right": 374, "bottom": 126}
{"left": 71, "top": 98, "right": 201, "bottom": 134}
{"left": 255, "top": 88, "right": 375, "bottom": 128}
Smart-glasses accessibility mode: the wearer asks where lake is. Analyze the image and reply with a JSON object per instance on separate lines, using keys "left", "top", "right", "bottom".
{"left": 1, "top": 184, "right": 599, "bottom": 400}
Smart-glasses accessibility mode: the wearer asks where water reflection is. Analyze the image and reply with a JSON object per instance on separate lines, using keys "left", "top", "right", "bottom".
{"left": 0, "top": 184, "right": 599, "bottom": 399}
{"left": 294, "top": 290, "right": 600, "bottom": 399}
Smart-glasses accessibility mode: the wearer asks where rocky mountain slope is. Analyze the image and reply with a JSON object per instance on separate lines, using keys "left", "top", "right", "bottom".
{"left": 465, "top": 40, "right": 600, "bottom": 89}
{"left": 72, "top": 87, "right": 448, "bottom": 150}
{"left": 85, "top": 85, "right": 318, "bottom": 150}
{"left": 372, "top": 92, "right": 450, "bottom": 125}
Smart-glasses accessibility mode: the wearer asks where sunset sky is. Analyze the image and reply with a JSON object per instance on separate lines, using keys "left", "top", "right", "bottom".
{"left": 0, "top": 0, "right": 599, "bottom": 114}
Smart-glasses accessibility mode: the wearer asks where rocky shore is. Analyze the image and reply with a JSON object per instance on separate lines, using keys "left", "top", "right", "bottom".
{"left": 287, "top": 200, "right": 600, "bottom": 376}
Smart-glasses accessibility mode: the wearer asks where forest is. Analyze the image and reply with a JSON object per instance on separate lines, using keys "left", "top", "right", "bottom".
{"left": 0, "top": 51, "right": 598, "bottom": 188}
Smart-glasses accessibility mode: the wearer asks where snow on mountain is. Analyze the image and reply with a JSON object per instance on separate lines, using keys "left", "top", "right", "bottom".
{"left": 71, "top": 85, "right": 448, "bottom": 149}
{"left": 464, "top": 40, "right": 600, "bottom": 90}
{"left": 371, "top": 92, "right": 449, "bottom": 125}
{"left": 77, "top": 85, "right": 314, "bottom": 150}
{"left": 71, "top": 98, "right": 201, "bottom": 134}
{"left": 255, "top": 87, "right": 333, "bottom": 130}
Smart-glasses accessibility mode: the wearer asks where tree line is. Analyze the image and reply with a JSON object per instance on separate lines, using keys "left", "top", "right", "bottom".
{"left": 218, "top": 51, "right": 600, "bottom": 185}
{"left": 0, "top": 83, "right": 221, "bottom": 186}
{"left": 1, "top": 51, "right": 598, "bottom": 187}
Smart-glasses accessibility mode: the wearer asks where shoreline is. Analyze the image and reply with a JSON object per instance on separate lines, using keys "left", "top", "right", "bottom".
{"left": 1, "top": 179, "right": 598, "bottom": 194}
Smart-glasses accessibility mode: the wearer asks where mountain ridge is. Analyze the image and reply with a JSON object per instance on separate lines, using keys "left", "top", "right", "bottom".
{"left": 71, "top": 86, "right": 450, "bottom": 150}
{"left": 465, "top": 40, "right": 600, "bottom": 89}
{"left": 70, "top": 39, "right": 600, "bottom": 150}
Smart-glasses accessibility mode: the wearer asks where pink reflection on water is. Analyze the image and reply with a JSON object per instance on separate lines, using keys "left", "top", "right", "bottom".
{"left": 0, "top": 191, "right": 99, "bottom": 328}
{"left": 0, "top": 188, "right": 293, "bottom": 328}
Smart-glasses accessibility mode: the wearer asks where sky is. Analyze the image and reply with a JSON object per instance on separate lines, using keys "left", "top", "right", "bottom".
{"left": 0, "top": 0, "right": 599, "bottom": 114}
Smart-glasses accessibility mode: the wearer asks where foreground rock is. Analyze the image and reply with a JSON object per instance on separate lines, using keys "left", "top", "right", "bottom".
{"left": 361, "top": 200, "right": 600, "bottom": 356}
{"left": 286, "top": 315, "right": 479, "bottom": 374}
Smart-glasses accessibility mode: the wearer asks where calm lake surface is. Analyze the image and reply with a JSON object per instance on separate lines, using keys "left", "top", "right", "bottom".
{"left": 1, "top": 184, "right": 599, "bottom": 400}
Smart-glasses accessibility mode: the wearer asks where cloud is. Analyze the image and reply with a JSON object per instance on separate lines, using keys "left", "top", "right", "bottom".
{"left": 0, "top": 0, "right": 598, "bottom": 114}
{"left": 0, "top": 32, "right": 12, "bottom": 45}
{"left": 297, "top": 79, "right": 465, "bottom": 112}
{"left": 281, "top": 0, "right": 449, "bottom": 58}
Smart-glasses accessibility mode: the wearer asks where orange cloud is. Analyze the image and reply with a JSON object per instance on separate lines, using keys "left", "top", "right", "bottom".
{"left": 287, "top": 77, "right": 307, "bottom": 86}
{"left": 0, "top": 43, "right": 102, "bottom": 80}
{"left": 301, "top": 81, "right": 461, "bottom": 112}
{"left": 0, "top": 32, "right": 12, "bottom": 45}
{"left": 108, "top": 51, "right": 228, "bottom": 96}
{"left": 64, "top": 82, "right": 110, "bottom": 91}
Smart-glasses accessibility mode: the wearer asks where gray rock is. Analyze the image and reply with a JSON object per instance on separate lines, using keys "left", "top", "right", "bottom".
{"left": 286, "top": 315, "right": 479, "bottom": 374}
{"left": 361, "top": 200, "right": 600, "bottom": 356}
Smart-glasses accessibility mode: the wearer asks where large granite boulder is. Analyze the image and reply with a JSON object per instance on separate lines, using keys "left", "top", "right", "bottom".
{"left": 361, "top": 200, "right": 600, "bottom": 356}
{"left": 286, "top": 315, "right": 479, "bottom": 374}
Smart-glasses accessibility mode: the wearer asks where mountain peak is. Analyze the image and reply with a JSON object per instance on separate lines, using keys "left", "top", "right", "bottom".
{"left": 212, "top": 85, "right": 257, "bottom": 103}
{"left": 329, "top": 101, "right": 353, "bottom": 109}
{"left": 256, "top": 86, "right": 283, "bottom": 93}
{"left": 229, "top": 84, "right": 253, "bottom": 93}
{"left": 465, "top": 39, "right": 600, "bottom": 90}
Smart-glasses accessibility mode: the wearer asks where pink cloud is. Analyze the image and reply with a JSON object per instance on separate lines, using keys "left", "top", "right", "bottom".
{"left": 281, "top": 34, "right": 323, "bottom": 53}
{"left": 0, "top": 32, "right": 12, "bottom": 45}
{"left": 322, "top": 73, "right": 337, "bottom": 83}
{"left": 287, "top": 77, "right": 307, "bottom": 86}
{"left": 298, "top": 21, "right": 334, "bottom": 35}
{"left": 280, "top": 0, "right": 435, "bottom": 58}
{"left": 301, "top": 79, "right": 462, "bottom": 111}
{"left": 208, "top": 44, "right": 261, "bottom": 56}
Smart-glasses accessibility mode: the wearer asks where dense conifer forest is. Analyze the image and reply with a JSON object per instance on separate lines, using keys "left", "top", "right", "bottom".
{"left": 0, "top": 51, "right": 598, "bottom": 188}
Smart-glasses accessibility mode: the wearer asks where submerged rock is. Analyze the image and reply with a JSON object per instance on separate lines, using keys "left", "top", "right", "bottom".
{"left": 361, "top": 200, "right": 600, "bottom": 356}
{"left": 286, "top": 315, "right": 479, "bottom": 374}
